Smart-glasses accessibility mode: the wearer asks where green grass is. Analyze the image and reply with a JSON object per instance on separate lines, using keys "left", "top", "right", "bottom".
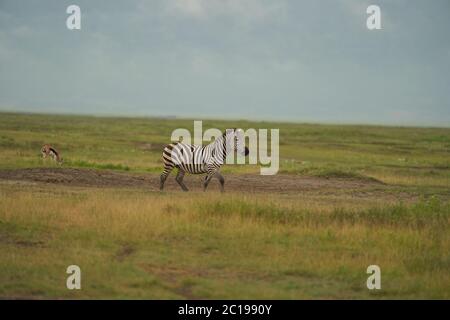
{"left": 65, "top": 159, "right": 131, "bottom": 171}
{"left": 0, "top": 112, "right": 449, "bottom": 299}
{"left": 199, "top": 196, "right": 448, "bottom": 229}
{"left": 0, "top": 112, "right": 449, "bottom": 186}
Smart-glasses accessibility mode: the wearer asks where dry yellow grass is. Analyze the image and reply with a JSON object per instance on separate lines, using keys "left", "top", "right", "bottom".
{"left": 1, "top": 182, "right": 448, "bottom": 299}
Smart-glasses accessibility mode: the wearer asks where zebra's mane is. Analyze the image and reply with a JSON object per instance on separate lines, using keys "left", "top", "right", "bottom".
{"left": 207, "top": 129, "right": 235, "bottom": 162}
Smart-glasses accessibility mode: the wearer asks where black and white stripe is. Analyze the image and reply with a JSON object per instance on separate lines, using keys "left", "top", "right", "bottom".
{"left": 160, "top": 129, "right": 248, "bottom": 192}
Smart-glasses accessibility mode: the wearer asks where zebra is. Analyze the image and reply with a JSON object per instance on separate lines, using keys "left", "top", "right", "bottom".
{"left": 160, "top": 128, "right": 249, "bottom": 192}
{"left": 41, "top": 144, "right": 63, "bottom": 164}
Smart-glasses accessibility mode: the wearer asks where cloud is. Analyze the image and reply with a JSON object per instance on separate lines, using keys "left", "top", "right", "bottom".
{"left": 0, "top": 0, "right": 448, "bottom": 125}
{"left": 164, "top": 0, "right": 285, "bottom": 22}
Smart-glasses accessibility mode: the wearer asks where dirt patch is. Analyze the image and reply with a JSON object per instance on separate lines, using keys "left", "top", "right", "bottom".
{"left": 0, "top": 232, "right": 46, "bottom": 248}
{"left": 0, "top": 167, "right": 386, "bottom": 194}
{"left": 0, "top": 168, "right": 150, "bottom": 188}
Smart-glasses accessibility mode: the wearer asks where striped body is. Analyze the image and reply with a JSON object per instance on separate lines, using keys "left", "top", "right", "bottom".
{"left": 160, "top": 129, "right": 248, "bottom": 192}
{"left": 164, "top": 143, "right": 207, "bottom": 174}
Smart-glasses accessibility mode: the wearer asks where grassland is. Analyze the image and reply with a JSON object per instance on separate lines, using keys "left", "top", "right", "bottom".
{"left": 0, "top": 112, "right": 449, "bottom": 299}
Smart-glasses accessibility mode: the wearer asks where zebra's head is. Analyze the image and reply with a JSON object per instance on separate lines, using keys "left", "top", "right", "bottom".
{"left": 225, "top": 128, "right": 249, "bottom": 157}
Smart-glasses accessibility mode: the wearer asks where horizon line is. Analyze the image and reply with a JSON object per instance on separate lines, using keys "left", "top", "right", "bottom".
{"left": 0, "top": 109, "right": 449, "bottom": 130}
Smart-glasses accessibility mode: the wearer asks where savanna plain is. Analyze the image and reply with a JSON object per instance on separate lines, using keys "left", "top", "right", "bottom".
{"left": 0, "top": 112, "right": 449, "bottom": 299}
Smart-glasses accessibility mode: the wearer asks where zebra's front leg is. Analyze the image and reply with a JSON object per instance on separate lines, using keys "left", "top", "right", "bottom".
{"left": 175, "top": 169, "right": 189, "bottom": 192}
{"left": 215, "top": 172, "right": 225, "bottom": 192}
{"left": 203, "top": 173, "right": 214, "bottom": 192}
{"left": 204, "top": 165, "right": 220, "bottom": 192}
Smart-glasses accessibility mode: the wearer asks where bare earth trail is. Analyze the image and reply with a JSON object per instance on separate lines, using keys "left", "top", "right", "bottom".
{"left": 0, "top": 168, "right": 415, "bottom": 202}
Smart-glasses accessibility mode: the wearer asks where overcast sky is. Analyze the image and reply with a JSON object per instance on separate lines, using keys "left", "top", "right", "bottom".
{"left": 0, "top": 0, "right": 449, "bottom": 126}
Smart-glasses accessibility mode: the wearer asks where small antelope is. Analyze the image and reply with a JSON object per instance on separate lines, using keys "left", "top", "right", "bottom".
{"left": 41, "top": 144, "right": 63, "bottom": 164}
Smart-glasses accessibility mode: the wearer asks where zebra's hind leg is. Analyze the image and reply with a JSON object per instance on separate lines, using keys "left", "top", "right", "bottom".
{"left": 160, "top": 164, "right": 174, "bottom": 191}
{"left": 175, "top": 169, "right": 189, "bottom": 192}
